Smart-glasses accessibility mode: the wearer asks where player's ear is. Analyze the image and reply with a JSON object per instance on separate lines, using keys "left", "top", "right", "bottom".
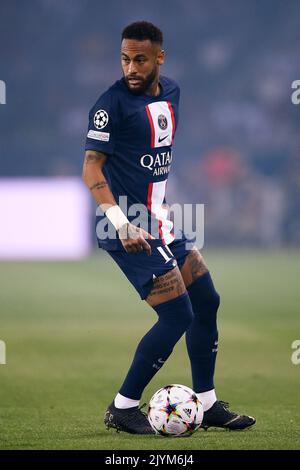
{"left": 157, "top": 49, "right": 165, "bottom": 66}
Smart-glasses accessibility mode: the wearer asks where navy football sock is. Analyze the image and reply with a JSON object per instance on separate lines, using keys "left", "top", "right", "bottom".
{"left": 119, "top": 293, "right": 194, "bottom": 400}
{"left": 185, "top": 272, "right": 220, "bottom": 393}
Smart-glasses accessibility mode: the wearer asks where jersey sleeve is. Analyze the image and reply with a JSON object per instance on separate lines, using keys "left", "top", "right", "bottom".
{"left": 85, "top": 91, "right": 119, "bottom": 155}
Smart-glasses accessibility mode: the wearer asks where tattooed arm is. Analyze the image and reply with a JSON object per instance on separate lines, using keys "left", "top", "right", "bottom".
{"left": 82, "top": 150, "right": 153, "bottom": 254}
{"left": 180, "top": 248, "right": 208, "bottom": 288}
{"left": 82, "top": 150, "right": 116, "bottom": 210}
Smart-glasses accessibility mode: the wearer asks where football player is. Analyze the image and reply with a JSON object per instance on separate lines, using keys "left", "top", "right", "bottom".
{"left": 83, "top": 21, "right": 255, "bottom": 434}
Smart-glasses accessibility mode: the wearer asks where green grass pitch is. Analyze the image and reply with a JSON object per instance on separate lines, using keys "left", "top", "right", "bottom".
{"left": 0, "top": 250, "right": 300, "bottom": 450}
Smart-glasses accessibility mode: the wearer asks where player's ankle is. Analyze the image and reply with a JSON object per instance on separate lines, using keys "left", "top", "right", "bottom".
{"left": 196, "top": 389, "right": 217, "bottom": 412}
{"left": 114, "top": 393, "right": 140, "bottom": 409}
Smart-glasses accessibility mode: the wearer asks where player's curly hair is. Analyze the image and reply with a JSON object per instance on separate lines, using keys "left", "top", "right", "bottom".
{"left": 122, "top": 21, "right": 163, "bottom": 46}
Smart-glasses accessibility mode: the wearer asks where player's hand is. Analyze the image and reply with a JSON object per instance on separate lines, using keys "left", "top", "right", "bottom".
{"left": 118, "top": 223, "right": 154, "bottom": 256}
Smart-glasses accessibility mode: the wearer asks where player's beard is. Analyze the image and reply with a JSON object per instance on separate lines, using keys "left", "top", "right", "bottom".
{"left": 124, "top": 67, "right": 158, "bottom": 95}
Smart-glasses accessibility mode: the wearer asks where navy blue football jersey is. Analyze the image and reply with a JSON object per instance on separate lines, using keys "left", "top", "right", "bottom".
{"left": 85, "top": 75, "right": 180, "bottom": 250}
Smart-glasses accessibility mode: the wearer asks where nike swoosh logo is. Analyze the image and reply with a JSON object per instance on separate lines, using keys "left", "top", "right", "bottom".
{"left": 158, "top": 134, "right": 169, "bottom": 143}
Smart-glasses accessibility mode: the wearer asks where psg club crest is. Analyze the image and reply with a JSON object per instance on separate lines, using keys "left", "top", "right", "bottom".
{"left": 158, "top": 114, "right": 168, "bottom": 130}
{"left": 94, "top": 109, "right": 109, "bottom": 129}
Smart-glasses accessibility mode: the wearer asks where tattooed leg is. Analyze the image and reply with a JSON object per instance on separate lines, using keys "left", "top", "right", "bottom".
{"left": 181, "top": 247, "right": 220, "bottom": 393}
{"left": 146, "top": 267, "right": 187, "bottom": 307}
{"left": 180, "top": 247, "right": 209, "bottom": 288}
{"left": 119, "top": 266, "right": 193, "bottom": 400}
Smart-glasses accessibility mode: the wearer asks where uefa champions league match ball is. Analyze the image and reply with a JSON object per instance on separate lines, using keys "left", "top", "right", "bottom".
{"left": 148, "top": 384, "right": 203, "bottom": 437}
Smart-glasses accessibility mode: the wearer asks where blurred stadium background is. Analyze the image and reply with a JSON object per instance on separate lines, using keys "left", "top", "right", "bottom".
{"left": 0, "top": 0, "right": 299, "bottom": 450}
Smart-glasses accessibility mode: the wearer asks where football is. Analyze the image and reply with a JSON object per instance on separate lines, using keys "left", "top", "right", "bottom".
{"left": 148, "top": 384, "right": 203, "bottom": 437}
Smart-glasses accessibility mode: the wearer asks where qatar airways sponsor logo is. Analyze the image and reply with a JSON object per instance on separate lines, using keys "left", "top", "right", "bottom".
{"left": 140, "top": 151, "right": 173, "bottom": 176}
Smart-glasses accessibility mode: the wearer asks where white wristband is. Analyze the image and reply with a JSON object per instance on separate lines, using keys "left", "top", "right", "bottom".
{"left": 105, "top": 205, "right": 129, "bottom": 231}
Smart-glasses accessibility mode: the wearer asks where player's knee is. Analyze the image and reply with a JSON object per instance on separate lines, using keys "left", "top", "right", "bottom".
{"left": 178, "top": 302, "right": 194, "bottom": 330}
{"left": 188, "top": 273, "right": 220, "bottom": 320}
{"left": 207, "top": 288, "right": 220, "bottom": 313}
{"left": 154, "top": 292, "right": 194, "bottom": 332}
{"left": 196, "top": 290, "right": 220, "bottom": 326}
